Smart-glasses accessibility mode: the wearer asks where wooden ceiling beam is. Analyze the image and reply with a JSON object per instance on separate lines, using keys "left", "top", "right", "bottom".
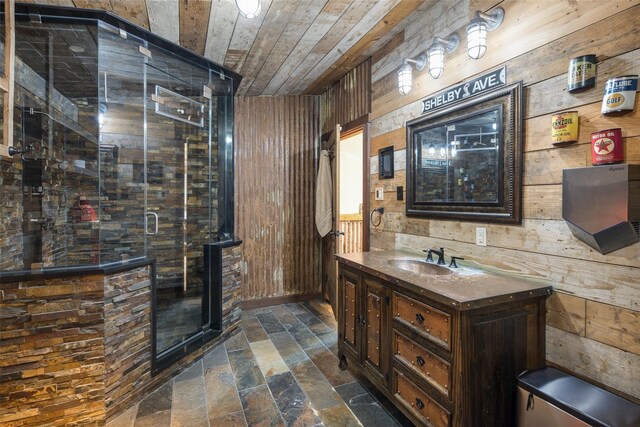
{"left": 146, "top": 0, "right": 179, "bottom": 43}
{"left": 304, "top": 0, "right": 423, "bottom": 95}
{"left": 204, "top": 0, "right": 238, "bottom": 65}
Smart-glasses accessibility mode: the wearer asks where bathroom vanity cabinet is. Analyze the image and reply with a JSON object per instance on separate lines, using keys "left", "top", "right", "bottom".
{"left": 336, "top": 251, "right": 552, "bottom": 427}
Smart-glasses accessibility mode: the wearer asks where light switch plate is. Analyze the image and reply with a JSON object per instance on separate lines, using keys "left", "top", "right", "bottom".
{"left": 476, "top": 227, "right": 487, "bottom": 246}
{"left": 375, "top": 187, "right": 384, "bottom": 200}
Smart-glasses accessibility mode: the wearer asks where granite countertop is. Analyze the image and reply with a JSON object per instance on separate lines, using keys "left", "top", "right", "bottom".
{"left": 336, "top": 250, "right": 553, "bottom": 310}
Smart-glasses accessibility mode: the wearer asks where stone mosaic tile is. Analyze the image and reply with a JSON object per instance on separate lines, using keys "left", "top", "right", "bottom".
{"left": 287, "top": 321, "right": 324, "bottom": 350}
{"left": 242, "top": 306, "right": 275, "bottom": 319}
{"left": 136, "top": 381, "right": 172, "bottom": 419}
{"left": 171, "top": 376, "right": 208, "bottom": 427}
{"left": 238, "top": 385, "right": 285, "bottom": 427}
{"left": 284, "top": 303, "right": 310, "bottom": 315}
{"left": 296, "top": 312, "right": 333, "bottom": 335}
{"left": 267, "top": 372, "right": 322, "bottom": 427}
{"left": 225, "top": 331, "right": 250, "bottom": 352}
{"left": 203, "top": 343, "right": 229, "bottom": 369}
{"left": 335, "top": 381, "right": 401, "bottom": 427}
{"left": 269, "top": 331, "right": 310, "bottom": 366}
{"left": 317, "top": 402, "right": 361, "bottom": 427}
{"left": 134, "top": 410, "right": 171, "bottom": 427}
{"left": 315, "top": 330, "right": 338, "bottom": 349}
{"left": 243, "top": 317, "right": 269, "bottom": 343}
{"left": 270, "top": 305, "right": 306, "bottom": 330}
{"left": 108, "top": 404, "right": 138, "bottom": 427}
{"left": 249, "top": 339, "right": 289, "bottom": 377}
{"left": 289, "top": 359, "right": 342, "bottom": 411}
{"left": 174, "top": 359, "right": 203, "bottom": 383}
{"left": 209, "top": 410, "right": 247, "bottom": 426}
{"left": 256, "top": 312, "right": 286, "bottom": 334}
{"left": 304, "top": 346, "right": 353, "bottom": 387}
{"left": 205, "top": 364, "right": 243, "bottom": 417}
{"left": 110, "top": 300, "right": 407, "bottom": 427}
{"left": 228, "top": 348, "right": 266, "bottom": 390}
{"left": 303, "top": 300, "right": 333, "bottom": 318}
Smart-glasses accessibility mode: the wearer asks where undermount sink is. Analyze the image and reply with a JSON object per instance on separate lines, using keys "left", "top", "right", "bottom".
{"left": 388, "top": 259, "right": 453, "bottom": 276}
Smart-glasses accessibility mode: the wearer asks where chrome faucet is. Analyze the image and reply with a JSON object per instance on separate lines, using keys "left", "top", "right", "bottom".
{"left": 424, "top": 247, "right": 445, "bottom": 265}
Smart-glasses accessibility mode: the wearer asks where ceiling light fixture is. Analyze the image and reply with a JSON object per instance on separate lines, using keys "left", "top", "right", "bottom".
{"left": 467, "top": 7, "right": 505, "bottom": 60}
{"left": 398, "top": 54, "right": 426, "bottom": 95}
{"left": 427, "top": 34, "right": 459, "bottom": 79}
{"left": 235, "top": 0, "right": 262, "bottom": 19}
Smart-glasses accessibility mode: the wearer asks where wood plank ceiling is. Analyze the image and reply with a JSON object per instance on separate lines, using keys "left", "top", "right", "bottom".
{"left": 23, "top": 0, "right": 429, "bottom": 95}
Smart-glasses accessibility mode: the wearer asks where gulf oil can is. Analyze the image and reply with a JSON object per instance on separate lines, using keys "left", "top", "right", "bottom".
{"left": 551, "top": 111, "right": 579, "bottom": 144}
{"left": 601, "top": 76, "right": 638, "bottom": 114}
{"left": 591, "top": 128, "right": 623, "bottom": 165}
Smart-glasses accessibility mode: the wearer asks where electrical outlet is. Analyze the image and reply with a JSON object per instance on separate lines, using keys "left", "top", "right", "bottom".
{"left": 476, "top": 227, "right": 487, "bottom": 246}
{"left": 375, "top": 187, "right": 384, "bottom": 200}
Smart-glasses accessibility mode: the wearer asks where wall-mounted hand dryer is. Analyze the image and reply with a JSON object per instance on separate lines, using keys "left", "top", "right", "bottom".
{"left": 562, "top": 165, "right": 640, "bottom": 254}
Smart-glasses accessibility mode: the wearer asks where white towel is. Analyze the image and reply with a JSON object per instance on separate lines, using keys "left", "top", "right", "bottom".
{"left": 316, "top": 150, "right": 333, "bottom": 237}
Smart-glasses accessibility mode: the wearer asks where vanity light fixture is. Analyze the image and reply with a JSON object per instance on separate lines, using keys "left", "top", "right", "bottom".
{"left": 427, "top": 34, "right": 460, "bottom": 79}
{"left": 467, "top": 7, "right": 505, "bottom": 59}
{"left": 398, "top": 54, "right": 426, "bottom": 95}
{"left": 235, "top": 0, "right": 261, "bottom": 19}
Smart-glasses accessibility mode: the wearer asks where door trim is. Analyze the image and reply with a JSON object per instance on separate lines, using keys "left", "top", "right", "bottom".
{"left": 338, "top": 114, "right": 370, "bottom": 252}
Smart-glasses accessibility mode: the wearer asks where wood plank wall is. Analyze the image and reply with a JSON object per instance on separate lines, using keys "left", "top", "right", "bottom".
{"left": 320, "top": 59, "right": 371, "bottom": 134}
{"left": 235, "top": 96, "right": 321, "bottom": 301}
{"left": 367, "top": 0, "right": 640, "bottom": 400}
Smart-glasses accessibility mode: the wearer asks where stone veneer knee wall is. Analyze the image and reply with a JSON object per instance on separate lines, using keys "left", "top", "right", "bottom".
{"left": 0, "top": 274, "right": 107, "bottom": 426}
{"left": 0, "top": 244, "right": 243, "bottom": 426}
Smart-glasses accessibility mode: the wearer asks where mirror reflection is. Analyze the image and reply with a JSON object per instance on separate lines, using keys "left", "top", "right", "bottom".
{"left": 414, "top": 107, "right": 502, "bottom": 204}
{"left": 406, "top": 82, "right": 523, "bottom": 224}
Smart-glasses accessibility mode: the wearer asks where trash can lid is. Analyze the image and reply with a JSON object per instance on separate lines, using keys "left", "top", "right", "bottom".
{"left": 518, "top": 366, "right": 640, "bottom": 427}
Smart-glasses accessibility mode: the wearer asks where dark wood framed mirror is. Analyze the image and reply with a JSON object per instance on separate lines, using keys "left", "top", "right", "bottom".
{"left": 406, "top": 81, "right": 523, "bottom": 223}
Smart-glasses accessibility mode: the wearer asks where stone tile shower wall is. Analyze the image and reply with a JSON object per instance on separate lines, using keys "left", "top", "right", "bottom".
{"left": 0, "top": 274, "right": 107, "bottom": 426}
{"left": 0, "top": 244, "right": 243, "bottom": 425}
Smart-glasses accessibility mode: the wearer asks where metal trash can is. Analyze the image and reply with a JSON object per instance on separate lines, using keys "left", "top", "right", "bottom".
{"left": 517, "top": 366, "right": 640, "bottom": 427}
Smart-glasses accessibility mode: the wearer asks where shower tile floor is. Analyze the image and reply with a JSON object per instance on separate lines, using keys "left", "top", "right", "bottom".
{"left": 108, "top": 300, "right": 411, "bottom": 427}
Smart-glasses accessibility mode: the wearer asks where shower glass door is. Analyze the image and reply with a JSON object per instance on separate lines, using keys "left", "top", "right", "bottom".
{"left": 145, "top": 60, "right": 211, "bottom": 357}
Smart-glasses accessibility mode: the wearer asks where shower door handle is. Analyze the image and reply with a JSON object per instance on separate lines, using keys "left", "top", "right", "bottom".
{"left": 145, "top": 212, "right": 159, "bottom": 235}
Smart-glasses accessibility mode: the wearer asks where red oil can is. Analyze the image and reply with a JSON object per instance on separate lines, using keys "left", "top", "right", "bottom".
{"left": 591, "top": 128, "right": 623, "bottom": 165}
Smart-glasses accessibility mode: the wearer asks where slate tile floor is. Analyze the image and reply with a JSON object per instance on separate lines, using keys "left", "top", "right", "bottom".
{"left": 108, "top": 300, "right": 410, "bottom": 427}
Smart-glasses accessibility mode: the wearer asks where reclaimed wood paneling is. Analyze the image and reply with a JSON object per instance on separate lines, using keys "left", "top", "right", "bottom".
{"left": 320, "top": 59, "right": 371, "bottom": 134}
{"left": 235, "top": 96, "right": 321, "bottom": 301}
{"left": 368, "top": 0, "right": 640, "bottom": 399}
{"left": 24, "top": 0, "right": 421, "bottom": 95}
{"left": 179, "top": 0, "right": 212, "bottom": 55}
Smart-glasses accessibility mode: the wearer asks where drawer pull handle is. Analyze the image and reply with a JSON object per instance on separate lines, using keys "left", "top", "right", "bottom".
{"left": 416, "top": 398, "right": 425, "bottom": 409}
{"left": 415, "top": 313, "right": 425, "bottom": 324}
{"left": 416, "top": 355, "right": 425, "bottom": 366}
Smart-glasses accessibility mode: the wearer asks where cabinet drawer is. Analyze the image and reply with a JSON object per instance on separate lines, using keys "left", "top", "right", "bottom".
{"left": 394, "top": 331, "right": 450, "bottom": 398}
{"left": 393, "top": 292, "right": 451, "bottom": 350}
{"left": 394, "top": 369, "right": 450, "bottom": 427}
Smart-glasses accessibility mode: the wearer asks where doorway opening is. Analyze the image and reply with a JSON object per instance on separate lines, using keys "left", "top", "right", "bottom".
{"left": 320, "top": 116, "right": 370, "bottom": 315}
{"left": 338, "top": 130, "right": 363, "bottom": 255}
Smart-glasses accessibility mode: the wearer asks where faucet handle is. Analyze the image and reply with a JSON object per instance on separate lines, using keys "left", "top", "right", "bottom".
{"left": 423, "top": 249, "right": 433, "bottom": 262}
{"left": 449, "top": 256, "right": 464, "bottom": 268}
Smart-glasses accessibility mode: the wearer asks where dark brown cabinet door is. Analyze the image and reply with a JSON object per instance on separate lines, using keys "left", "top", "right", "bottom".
{"left": 339, "top": 270, "right": 360, "bottom": 360}
{"left": 363, "top": 278, "right": 389, "bottom": 386}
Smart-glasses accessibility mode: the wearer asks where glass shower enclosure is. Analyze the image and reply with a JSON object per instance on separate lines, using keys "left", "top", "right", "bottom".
{"left": 0, "top": 5, "right": 239, "bottom": 370}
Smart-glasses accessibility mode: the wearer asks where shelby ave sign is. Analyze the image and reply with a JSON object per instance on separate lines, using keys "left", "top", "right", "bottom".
{"left": 421, "top": 67, "right": 506, "bottom": 114}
